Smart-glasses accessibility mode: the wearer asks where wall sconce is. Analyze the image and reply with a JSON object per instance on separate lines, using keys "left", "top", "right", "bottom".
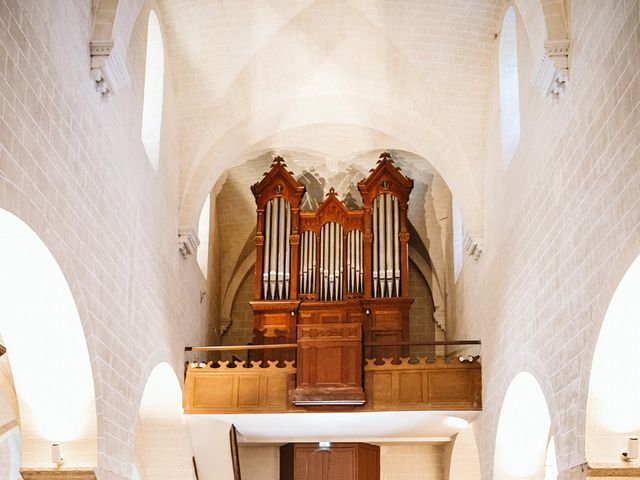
{"left": 622, "top": 436, "right": 639, "bottom": 461}
{"left": 51, "top": 443, "right": 64, "bottom": 465}
{"left": 365, "top": 309, "right": 370, "bottom": 315}
{"left": 291, "top": 310, "right": 296, "bottom": 316}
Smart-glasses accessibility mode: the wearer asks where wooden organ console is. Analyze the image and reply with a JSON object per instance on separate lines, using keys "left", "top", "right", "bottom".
{"left": 250, "top": 153, "right": 414, "bottom": 406}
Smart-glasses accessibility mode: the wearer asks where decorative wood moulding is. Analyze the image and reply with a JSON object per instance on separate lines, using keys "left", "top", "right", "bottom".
{"left": 178, "top": 226, "right": 200, "bottom": 258}
{"left": 184, "top": 355, "right": 481, "bottom": 413}
{"left": 576, "top": 461, "right": 640, "bottom": 477}
{"left": 89, "top": 41, "right": 129, "bottom": 100}
{"left": 364, "top": 356, "right": 481, "bottom": 411}
{"left": 462, "top": 231, "right": 483, "bottom": 260}
{"left": 183, "top": 362, "right": 295, "bottom": 413}
{"left": 20, "top": 468, "right": 96, "bottom": 480}
{"left": 531, "top": 39, "right": 571, "bottom": 101}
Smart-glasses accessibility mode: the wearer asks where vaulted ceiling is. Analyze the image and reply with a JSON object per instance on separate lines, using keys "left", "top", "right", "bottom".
{"left": 156, "top": 0, "right": 505, "bottom": 230}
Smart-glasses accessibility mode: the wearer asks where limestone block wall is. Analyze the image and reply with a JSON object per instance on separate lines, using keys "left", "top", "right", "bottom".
{"left": 238, "top": 445, "right": 279, "bottom": 480}
{"left": 0, "top": 0, "right": 209, "bottom": 478}
{"left": 380, "top": 444, "right": 445, "bottom": 480}
{"left": 453, "top": 1, "right": 640, "bottom": 478}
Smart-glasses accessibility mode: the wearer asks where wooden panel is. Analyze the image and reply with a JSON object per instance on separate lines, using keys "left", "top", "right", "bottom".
{"left": 399, "top": 372, "right": 423, "bottom": 404}
{"left": 193, "top": 376, "right": 234, "bottom": 408}
{"left": 281, "top": 444, "right": 378, "bottom": 480}
{"left": 356, "top": 443, "right": 380, "bottom": 480}
{"left": 365, "top": 357, "right": 482, "bottom": 411}
{"left": 371, "top": 372, "right": 393, "bottom": 405}
{"left": 237, "top": 376, "right": 260, "bottom": 407}
{"left": 265, "top": 375, "right": 289, "bottom": 408}
{"left": 326, "top": 448, "right": 356, "bottom": 480}
{"left": 428, "top": 370, "right": 472, "bottom": 405}
{"left": 183, "top": 361, "right": 295, "bottom": 413}
{"left": 293, "top": 323, "right": 365, "bottom": 404}
{"left": 316, "top": 347, "right": 342, "bottom": 384}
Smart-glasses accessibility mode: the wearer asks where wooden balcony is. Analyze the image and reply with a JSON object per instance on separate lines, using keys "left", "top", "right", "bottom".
{"left": 183, "top": 341, "right": 481, "bottom": 414}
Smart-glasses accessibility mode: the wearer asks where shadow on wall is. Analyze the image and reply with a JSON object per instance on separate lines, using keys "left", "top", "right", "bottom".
{"left": 0, "top": 208, "right": 97, "bottom": 468}
{"left": 586, "top": 254, "right": 640, "bottom": 462}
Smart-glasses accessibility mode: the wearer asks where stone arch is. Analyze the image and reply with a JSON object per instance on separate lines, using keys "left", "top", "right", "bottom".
{"left": 540, "top": 0, "right": 570, "bottom": 41}
{"left": 449, "top": 425, "right": 481, "bottom": 480}
{"left": 180, "top": 103, "right": 482, "bottom": 238}
{"left": 408, "top": 245, "right": 445, "bottom": 331}
{"left": 133, "top": 361, "right": 195, "bottom": 480}
{"left": 493, "top": 371, "right": 555, "bottom": 480}
{"left": 221, "top": 253, "right": 256, "bottom": 331}
{"left": 584, "top": 253, "right": 640, "bottom": 462}
{"left": 92, "top": 0, "right": 120, "bottom": 42}
{"left": 0, "top": 208, "right": 98, "bottom": 468}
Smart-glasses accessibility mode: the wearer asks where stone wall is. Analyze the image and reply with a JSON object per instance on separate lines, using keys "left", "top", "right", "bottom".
{"left": 0, "top": 0, "right": 209, "bottom": 477}
{"left": 380, "top": 444, "right": 445, "bottom": 480}
{"left": 454, "top": 1, "right": 640, "bottom": 478}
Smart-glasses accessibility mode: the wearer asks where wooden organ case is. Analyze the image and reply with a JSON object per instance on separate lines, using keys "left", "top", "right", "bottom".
{"left": 250, "top": 153, "right": 414, "bottom": 406}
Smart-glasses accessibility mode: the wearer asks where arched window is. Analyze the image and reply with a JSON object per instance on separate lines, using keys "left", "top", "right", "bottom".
{"left": 141, "top": 11, "right": 165, "bottom": 170}
{"left": 499, "top": 6, "right": 521, "bottom": 168}
{"left": 197, "top": 194, "right": 211, "bottom": 278}
{"left": 452, "top": 202, "right": 463, "bottom": 280}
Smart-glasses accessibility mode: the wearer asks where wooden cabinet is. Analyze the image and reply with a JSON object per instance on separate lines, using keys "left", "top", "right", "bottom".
{"left": 280, "top": 443, "right": 379, "bottom": 480}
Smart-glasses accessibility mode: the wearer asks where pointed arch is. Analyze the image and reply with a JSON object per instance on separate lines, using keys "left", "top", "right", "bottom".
{"left": 141, "top": 9, "right": 165, "bottom": 170}
{"left": 0, "top": 208, "right": 98, "bottom": 467}
{"left": 499, "top": 6, "right": 521, "bottom": 168}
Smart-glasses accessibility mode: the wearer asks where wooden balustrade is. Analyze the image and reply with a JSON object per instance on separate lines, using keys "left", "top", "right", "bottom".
{"left": 183, "top": 341, "right": 481, "bottom": 414}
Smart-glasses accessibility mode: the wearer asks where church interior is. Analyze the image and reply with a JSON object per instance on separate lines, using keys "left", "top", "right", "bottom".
{"left": 0, "top": 0, "right": 638, "bottom": 479}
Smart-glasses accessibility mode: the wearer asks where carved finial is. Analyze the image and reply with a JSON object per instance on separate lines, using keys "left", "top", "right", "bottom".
{"left": 378, "top": 152, "right": 393, "bottom": 163}
{"left": 273, "top": 156, "right": 286, "bottom": 166}
{"left": 326, "top": 187, "right": 337, "bottom": 197}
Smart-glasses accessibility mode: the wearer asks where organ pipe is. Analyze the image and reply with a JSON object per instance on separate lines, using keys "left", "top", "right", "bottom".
{"left": 263, "top": 200, "right": 271, "bottom": 297}
{"left": 372, "top": 193, "right": 400, "bottom": 298}
{"left": 262, "top": 197, "right": 292, "bottom": 300}
{"left": 346, "top": 229, "right": 363, "bottom": 294}
{"left": 299, "top": 230, "right": 318, "bottom": 295}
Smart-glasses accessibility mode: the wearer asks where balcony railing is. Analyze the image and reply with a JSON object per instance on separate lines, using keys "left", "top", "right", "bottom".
{"left": 183, "top": 340, "right": 481, "bottom": 414}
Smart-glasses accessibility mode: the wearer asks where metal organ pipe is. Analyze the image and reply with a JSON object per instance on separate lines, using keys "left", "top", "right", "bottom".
{"left": 269, "top": 198, "right": 278, "bottom": 299}
{"left": 262, "top": 197, "right": 291, "bottom": 300}
{"left": 377, "top": 195, "right": 386, "bottom": 297}
{"left": 263, "top": 201, "right": 271, "bottom": 298}
{"left": 393, "top": 196, "right": 400, "bottom": 296}
{"left": 385, "top": 193, "right": 393, "bottom": 297}
{"left": 372, "top": 198, "right": 378, "bottom": 297}
{"left": 372, "top": 193, "right": 400, "bottom": 298}
{"left": 298, "top": 230, "right": 316, "bottom": 296}
{"left": 277, "top": 198, "right": 285, "bottom": 299}
{"left": 346, "top": 229, "right": 363, "bottom": 294}
{"left": 284, "top": 201, "right": 291, "bottom": 298}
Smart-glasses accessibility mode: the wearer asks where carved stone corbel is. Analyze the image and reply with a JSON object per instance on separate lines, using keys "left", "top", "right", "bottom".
{"left": 89, "top": 41, "right": 129, "bottom": 100}
{"left": 531, "top": 39, "right": 570, "bottom": 101}
{"left": 463, "top": 231, "right": 483, "bottom": 260}
{"left": 178, "top": 226, "right": 200, "bottom": 258}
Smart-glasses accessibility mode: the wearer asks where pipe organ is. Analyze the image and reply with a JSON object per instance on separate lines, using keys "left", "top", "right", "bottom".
{"left": 250, "top": 153, "right": 414, "bottom": 405}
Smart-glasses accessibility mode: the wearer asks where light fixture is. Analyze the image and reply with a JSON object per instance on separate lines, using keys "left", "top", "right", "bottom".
{"left": 319, "top": 441, "right": 331, "bottom": 449}
{"left": 621, "top": 436, "right": 639, "bottom": 461}
{"left": 51, "top": 442, "right": 64, "bottom": 465}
